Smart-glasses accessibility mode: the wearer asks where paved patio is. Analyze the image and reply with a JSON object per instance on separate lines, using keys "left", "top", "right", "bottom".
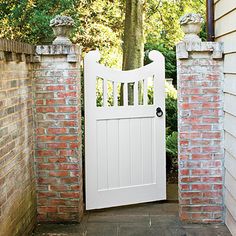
{"left": 33, "top": 202, "right": 231, "bottom": 236}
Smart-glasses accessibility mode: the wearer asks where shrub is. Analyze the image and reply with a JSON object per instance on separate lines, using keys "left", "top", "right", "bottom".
{"left": 166, "top": 131, "right": 178, "bottom": 173}
{"left": 166, "top": 95, "right": 177, "bottom": 135}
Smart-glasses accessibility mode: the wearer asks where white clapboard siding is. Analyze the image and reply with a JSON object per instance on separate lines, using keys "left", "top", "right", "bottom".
{"left": 224, "top": 74, "right": 236, "bottom": 96}
{"left": 224, "top": 94, "right": 236, "bottom": 116}
{"left": 225, "top": 151, "right": 236, "bottom": 181}
{"left": 224, "top": 113, "right": 236, "bottom": 138}
{"left": 215, "top": 1, "right": 236, "bottom": 234}
{"left": 215, "top": 9, "right": 236, "bottom": 38}
{"left": 215, "top": 0, "right": 236, "bottom": 20}
{"left": 225, "top": 170, "right": 236, "bottom": 200}
{"left": 225, "top": 132, "right": 236, "bottom": 159}
{"left": 224, "top": 53, "right": 236, "bottom": 74}
{"left": 224, "top": 113, "right": 236, "bottom": 137}
{"left": 225, "top": 189, "right": 236, "bottom": 222}
{"left": 226, "top": 210, "right": 236, "bottom": 236}
{"left": 217, "top": 32, "right": 236, "bottom": 54}
{"left": 84, "top": 50, "right": 166, "bottom": 210}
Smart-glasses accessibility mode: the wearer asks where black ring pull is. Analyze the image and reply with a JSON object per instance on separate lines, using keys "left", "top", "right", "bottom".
{"left": 156, "top": 107, "right": 163, "bottom": 117}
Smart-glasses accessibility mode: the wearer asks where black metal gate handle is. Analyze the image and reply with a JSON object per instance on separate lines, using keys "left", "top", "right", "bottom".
{"left": 156, "top": 107, "right": 163, "bottom": 117}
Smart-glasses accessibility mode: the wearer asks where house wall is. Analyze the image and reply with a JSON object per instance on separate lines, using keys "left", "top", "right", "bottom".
{"left": 0, "top": 40, "right": 36, "bottom": 235}
{"left": 214, "top": 0, "right": 236, "bottom": 234}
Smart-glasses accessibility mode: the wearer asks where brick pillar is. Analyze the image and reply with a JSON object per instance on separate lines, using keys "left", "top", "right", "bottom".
{"left": 34, "top": 45, "right": 83, "bottom": 222}
{"left": 177, "top": 41, "right": 224, "bottom": 223}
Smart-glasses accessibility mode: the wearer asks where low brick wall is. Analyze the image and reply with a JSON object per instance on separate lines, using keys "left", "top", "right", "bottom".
{"left": 34, "top": 45, "right": 83, "bottom": 222}
{"left": 0, "top": 39, "right": 36, "bottom": 235}
{"left": 177, "top": 41, "right": 225, "bottom": 223}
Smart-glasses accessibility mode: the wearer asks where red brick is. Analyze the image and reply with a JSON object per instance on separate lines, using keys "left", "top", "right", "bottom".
{"left": 49, "top": 171, "right": 68, "bottom": 177}
{"left": 58, "top": 107, "right": 77, "bottom": 113}
{"left": 181, "top": 177, "right": 201, "bottom": 183}
{"left": 50, "top": 199, "right": 67, "bottom": 205}
{"left": 37, "top": 136, "right": 55, "bottom": 141}
{"left": 191, "top": 125, "right": 211, "bottom": 131}
{"left": 60, "top": 177, "right": 78, "bottom": 184}
{"left": 180, "top": 169, "right": 189, "bottom": 176}
{"left": 37, "top": 150, "right": 56, "bottom": 156}
{"left": 36, "top": 107, "right": 55, "bottom": 113}
{"left": 47, "top": 143, "right": 67, "bottom": 149}
{"left": 59, "top": 164, "right": 79, "bottom": 170}
{"left": 48, "top": 128, "right": 67, "bottom": 134}
{"left": 57, "top": 92, "right": 76, "bottom": 98}
{"left": 70, "top": 143, "right": 80, "bottom": 148}
{"left": 60, "top": 192, "right": 80, "bottom": 198}
{"left": 46, "top": 99, "right": 66, "bottom": 105}
{"left": 58, "top": 207, "right": 79, "bottom": 213}
{"left": 47, "top": 85, "right": 65, "bottom": 91}
{"left": 63, "top": 121, "right": 77, "bottom": 126}
{"left": 38, "top": 206, "right": 57, "bottom": 213}
{"left": 58, "top": 136, "right": 77, "bottom": 141}
{"left": 38, "top": 163, "right": 55, "bottom": 170}
{"left": 48, "top": 157, "right": 67, "bottom": 163}
{"left": 202, "top": 206, "right": 223, "bottom": 212}
{"left": 192, "top": 169, "right": 210, "bottom": 176}
{"left": 192, "top": 184, "right": 212, "bottom": 191}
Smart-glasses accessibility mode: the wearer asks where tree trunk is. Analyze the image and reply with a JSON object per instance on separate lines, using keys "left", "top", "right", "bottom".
{"left": 122, "top": 0, "right": 144, "bottom": 70}
{"left": 121, "top": 0, "right": 144, "bottom": 105}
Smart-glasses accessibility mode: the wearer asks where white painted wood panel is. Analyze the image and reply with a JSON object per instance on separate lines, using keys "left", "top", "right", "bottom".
{"left": 224, "top": 53, "right": 236, "bottom": 74}
{"left": 119, "top": 119, "right": 131, "bottom": 187}
{"left": 107, "top": 120, "right": 119, "bottom": 188}
{"left": 224, "top": 113, "right": 236, "bottom": 138}
{"left": 225, "top": 151, "right": 236, "bottom": 183}
{"left": 225, "top": 170, "right": 236, "bottom": 200}
{"left": 215, "top": 0, "right": 236, "bottom": 20}
{"left": 130, "top": 119, "right": 142, "bottom": 185}
{"left": 224, "top": 94, "right": 236, "bottom": 117}
{"left": 226, "top": 209, "right": 236, "bottom": 236}
{"left": 225, "top": 132, "right": 236, "bottom": 158}
{"left": 215, "top": 9, "right": 236, "bottom": 38}
{"left": 85, "top": 50, "right": 166, "bottom": 210}
{"left": 216, "top": 32, "right": 236, "bottom": 54}
{"left": 224, "top": 74, "right": 236, "bottom": 96}
{"left": 225, "top": 189, "right": 236, "bottom": 222}
{"left": 141, "top": 118, "right": 153, "bottom": 184}
{"left": 97, "top": 121, "right": 108, "bottom": 190}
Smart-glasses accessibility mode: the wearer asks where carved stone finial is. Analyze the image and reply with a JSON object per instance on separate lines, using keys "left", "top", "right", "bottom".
{"left": 50, "top": 15, "right": 75, "bottom": 45}
{"left": 180, "top": 13, "right": 204, "bottom": 43}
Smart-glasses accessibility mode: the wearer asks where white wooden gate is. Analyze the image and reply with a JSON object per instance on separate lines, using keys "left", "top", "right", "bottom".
{"left": 84, "top": 50, "right": 166, "bottom": 210}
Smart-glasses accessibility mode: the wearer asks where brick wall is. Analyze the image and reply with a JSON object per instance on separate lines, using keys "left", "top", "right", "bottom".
{"left": 34, "top": 45, "right": 83, "bottom": 222}
{"left": 177, "top": 42, "right": 225, "bottom": 223}
{"left": 0, "top": 40, "right": 36, "bottom": 235}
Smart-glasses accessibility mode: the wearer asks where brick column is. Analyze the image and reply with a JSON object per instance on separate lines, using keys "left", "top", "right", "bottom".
{"left": 177, "top": 41, "right": 224, "bottom": 223}
{"left": 34, "top": 45, "right": 83, "bottom": 222}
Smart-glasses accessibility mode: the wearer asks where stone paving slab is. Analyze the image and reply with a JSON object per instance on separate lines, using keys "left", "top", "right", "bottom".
{"left": 33, "top": 202, "right": 232, "bottom": 236}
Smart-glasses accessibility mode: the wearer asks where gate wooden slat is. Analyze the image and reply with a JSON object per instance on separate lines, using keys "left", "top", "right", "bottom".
{"left": 134, "top": 82, "right": 138, "bottom": 106}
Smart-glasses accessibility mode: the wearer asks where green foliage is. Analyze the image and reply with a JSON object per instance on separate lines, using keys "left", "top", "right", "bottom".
{"left": 0, "top": 0, "right": 205, "bottom": 69}
{"left": 166, "top": 94, "right": 177, "bottom": 135}
{"left": 145, "top": 0, "right": 206, "bottom": 47}
{"left": 165, "top": 84, "right": 178, "bottom": 176}
{"left": 144, "top": 43, "right": 176, "bottom": 81}
{"left": 166, "top": 131, "right": 178, "bottom": 172}
{"left": 0, "top": 0, "right": 80, "bottom": 44}
{"left": 166, "top": 131, "right": 178, "bottom": 158}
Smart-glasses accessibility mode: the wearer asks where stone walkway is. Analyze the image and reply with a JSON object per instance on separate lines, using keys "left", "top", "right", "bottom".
{"left": 33, "top": 202, "right": 232, "bottom": 236}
